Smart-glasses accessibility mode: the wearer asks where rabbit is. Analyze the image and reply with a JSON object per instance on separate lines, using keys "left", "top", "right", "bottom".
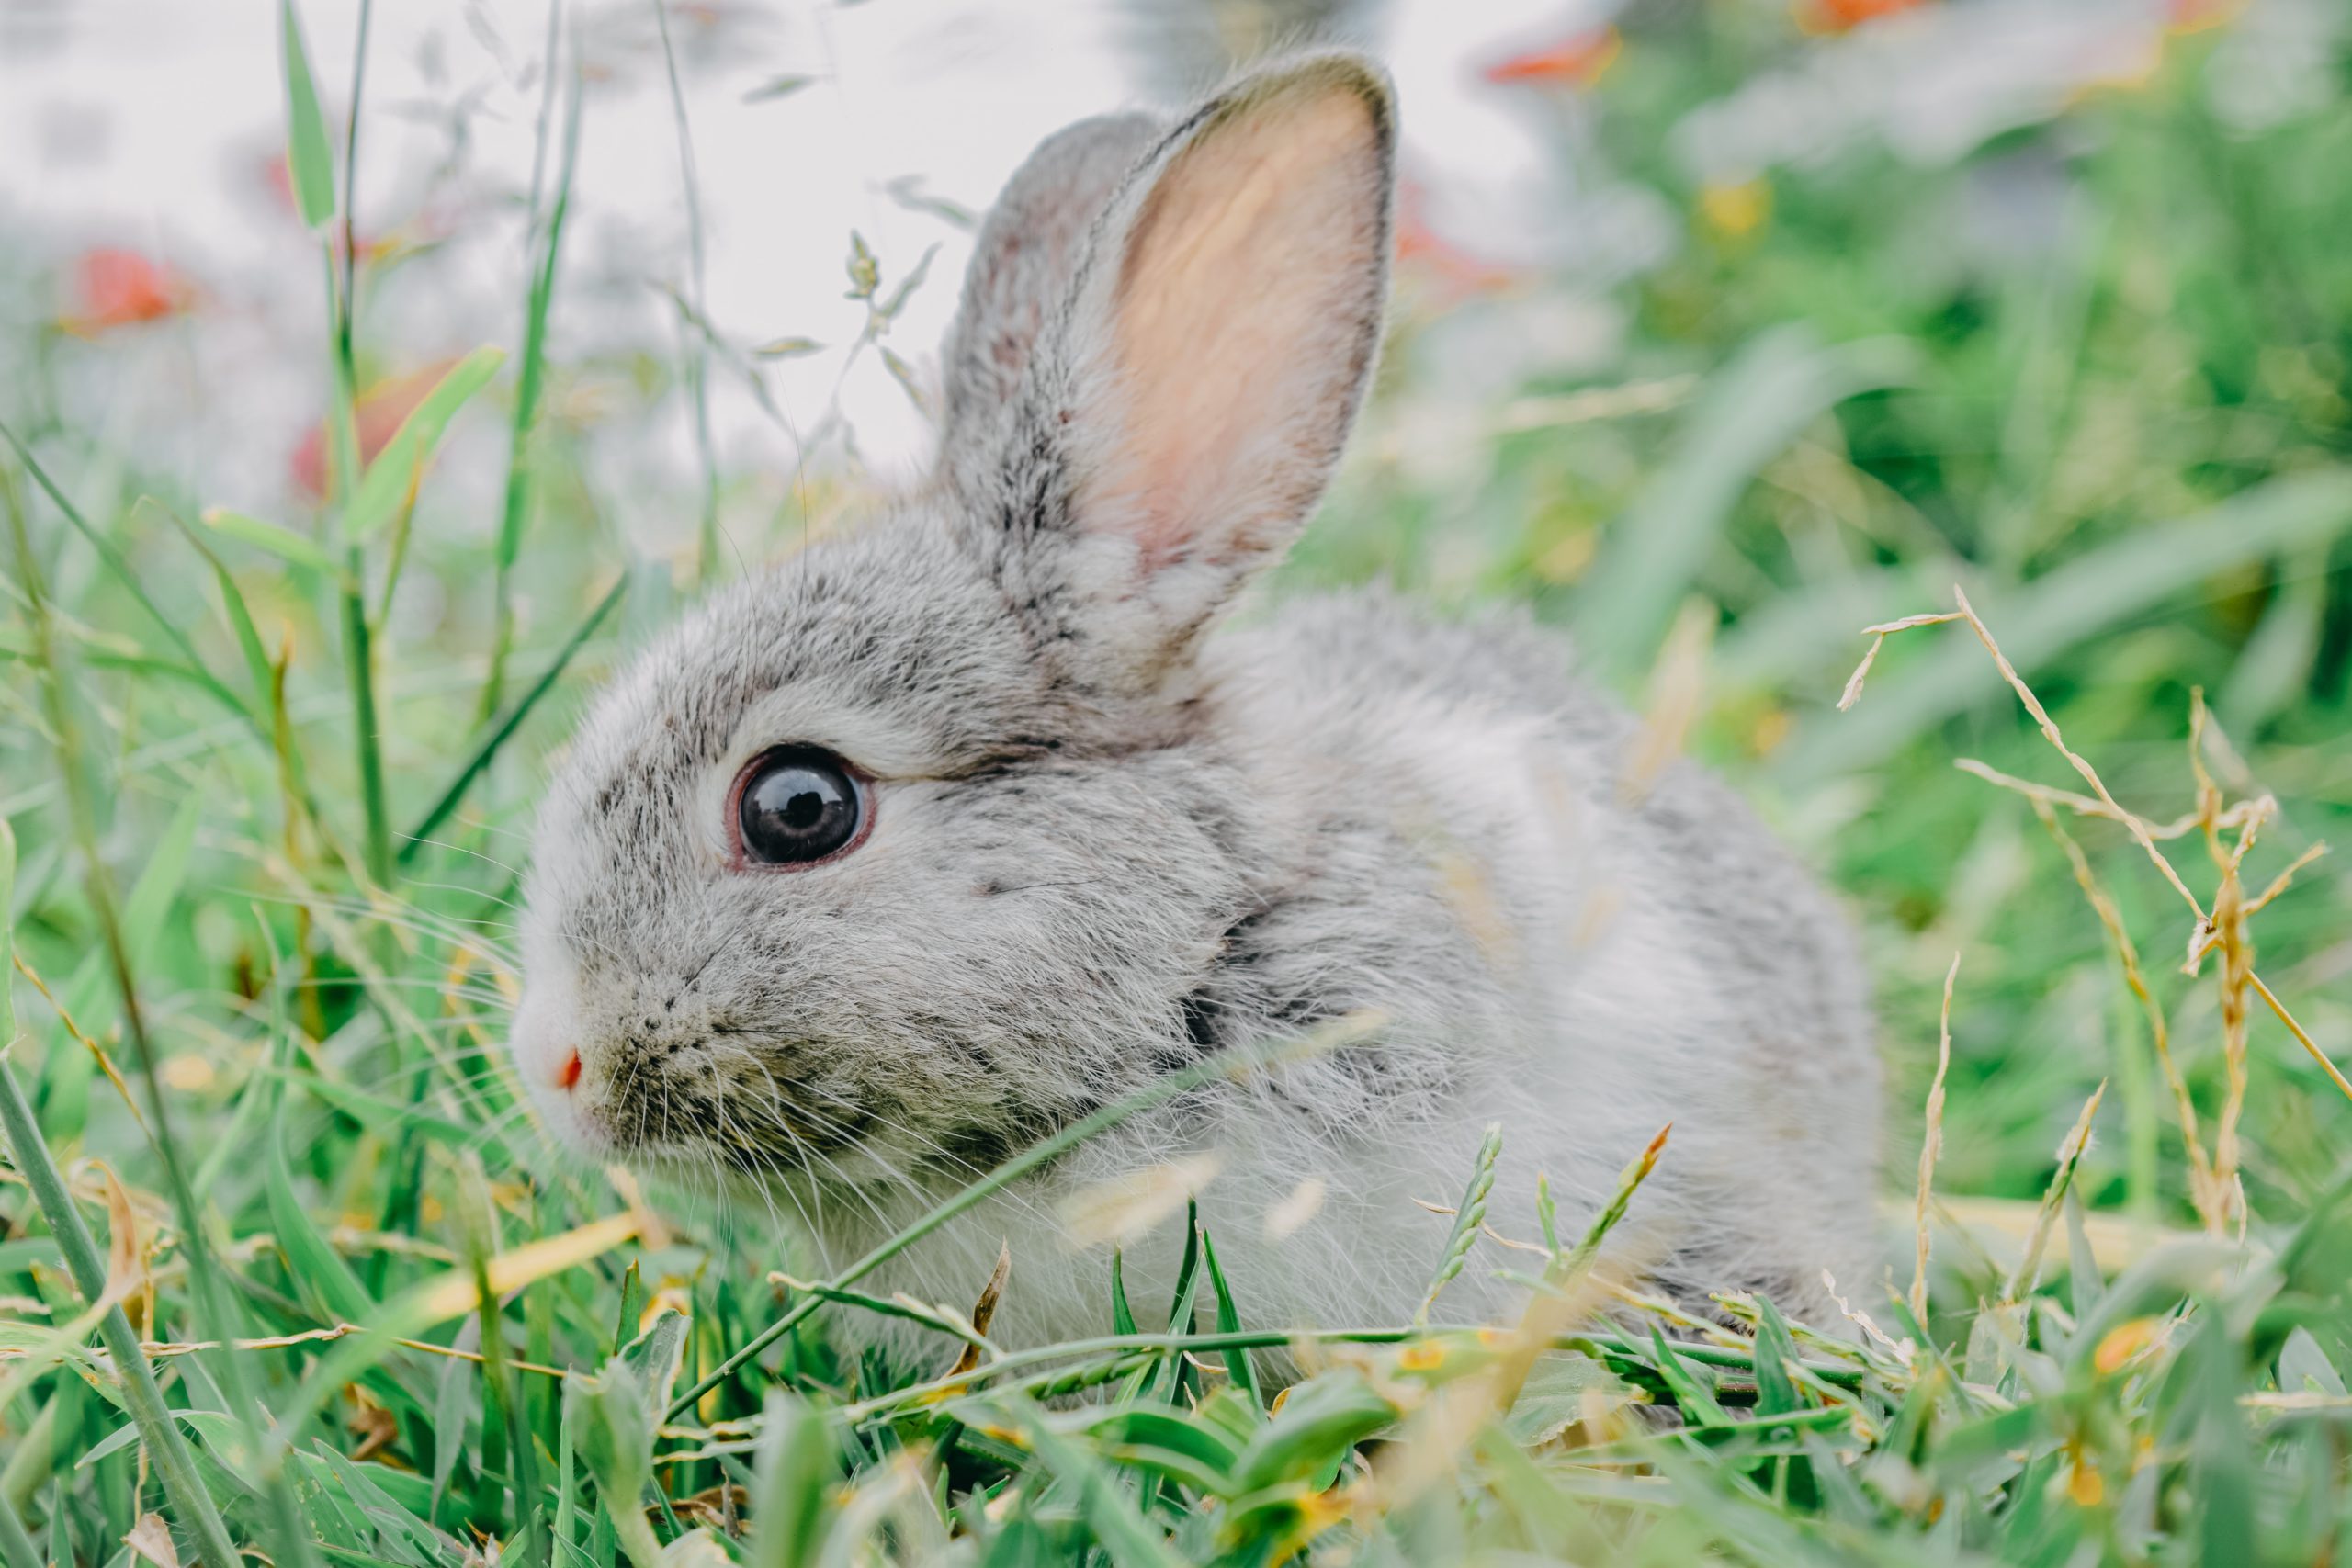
{"left": 508, "top": 51, "right": 1883, "bottom": 1359}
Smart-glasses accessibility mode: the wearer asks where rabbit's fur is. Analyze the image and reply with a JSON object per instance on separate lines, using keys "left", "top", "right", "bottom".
{"left": 512, "top": 53, "right": 1882, "bottom": 1349}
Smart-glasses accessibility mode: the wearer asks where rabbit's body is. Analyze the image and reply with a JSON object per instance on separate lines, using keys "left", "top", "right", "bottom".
{"left": 743, "top": 587, "right": 1876, "bottom": 1348}
{"left": 512, "top": 53, "right": 1881, "bottom": 1359}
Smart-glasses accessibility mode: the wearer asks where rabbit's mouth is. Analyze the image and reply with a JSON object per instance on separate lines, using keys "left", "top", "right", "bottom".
{"left": 609, "top": 1058, "right": 876, "bottom": 1172}
{"left": 538, "top": 1017, "right": 866, "bottom": 1172}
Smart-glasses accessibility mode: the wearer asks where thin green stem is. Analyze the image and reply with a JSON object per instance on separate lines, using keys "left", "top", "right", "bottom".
{"left": 343, "top": 549, "right": 392, "bottom": 885}
{"left": 338, "top": 0, "right": 375, "bottom": 381}
{"left": 0, "top": 421, "right": 249, "bottom": 724}
{"left": 0, "top": 1475, "right": 38, "bottom": 1568}
{"left": 0, "top": 821, "right": 241, "bottom": 1568}
{"left": 810, "top": 1324, "right": 1866, "bottom": 1432}
{"left": 401, "top": 572, "right": 626, "bottom": 865}
{"left": 0, "top": 1064, "right": 244, "bottom": 1568}
{"left": 478, "top": 4, "right": 582, "bottom": 727}
{"left": 650, "top": 0, "right": 720, "bottom": 584}
{"left": 7, "top": 464, "right": 322, "bottom": 1568}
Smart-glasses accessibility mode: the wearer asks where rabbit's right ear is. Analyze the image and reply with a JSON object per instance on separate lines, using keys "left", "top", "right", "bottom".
{"left": 970, "top": 54, "right": 1396, "bottom": 694}
{"left": 938, "top": 111, "right": 1161, "bottom": 466}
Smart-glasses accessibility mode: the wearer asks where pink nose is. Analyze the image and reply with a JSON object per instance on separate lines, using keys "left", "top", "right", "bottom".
{"left": 557, "top": 1048, "right": 582, "bottom": 1091}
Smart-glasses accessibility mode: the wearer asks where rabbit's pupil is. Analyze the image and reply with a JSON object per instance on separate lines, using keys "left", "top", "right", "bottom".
{"left": 737, "top": 748, "right": 863, "bottom": 866}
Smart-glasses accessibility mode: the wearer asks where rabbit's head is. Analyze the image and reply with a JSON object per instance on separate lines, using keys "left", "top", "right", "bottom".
{"left": 511, "top": 55, "right": 1394, "bottom": 1190}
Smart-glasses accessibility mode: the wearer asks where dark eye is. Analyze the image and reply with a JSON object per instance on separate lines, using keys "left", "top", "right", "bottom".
{"left": 733, "top": 747, "right": 868, "bottom": 867}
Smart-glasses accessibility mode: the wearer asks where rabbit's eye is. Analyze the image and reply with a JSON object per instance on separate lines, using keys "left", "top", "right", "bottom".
{"left": 733, "top": 747, "right": 868, "bottom": 868}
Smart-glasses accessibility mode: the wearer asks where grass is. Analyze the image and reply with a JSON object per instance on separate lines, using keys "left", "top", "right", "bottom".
{"left": 5, "top": 3, "right": 2352, "bottom": 1563}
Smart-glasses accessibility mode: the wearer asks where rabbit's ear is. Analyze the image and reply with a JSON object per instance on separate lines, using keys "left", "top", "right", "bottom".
{"left": 1018, "top": 53, "right": 1393, "bottom": 667}
{"left": 939, "top": 112, "right": 1161, "bottom": 464}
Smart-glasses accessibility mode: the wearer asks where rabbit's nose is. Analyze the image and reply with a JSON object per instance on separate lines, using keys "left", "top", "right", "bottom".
{"left": 557, "top": 1048, "right": 583, "bottom": 1092}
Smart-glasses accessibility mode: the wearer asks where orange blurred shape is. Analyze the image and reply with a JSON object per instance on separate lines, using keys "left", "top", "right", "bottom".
{"left": 62, "top": 248, "right": 196, "bottom": 334}
{"left": 1393, "top": 181, "right": 1518, "bottom": 299}
{"left": 1796, "top": 0, "right": 1930, "bottom": 34}
{"left": 1481, "top": 27, "right": 1621, "bottom": 89}
{"left": 289, "top": 360, "right": 455, "bottom": 502}
{"left": 2166, "top": 0, "right": 2244, "bottom": 32}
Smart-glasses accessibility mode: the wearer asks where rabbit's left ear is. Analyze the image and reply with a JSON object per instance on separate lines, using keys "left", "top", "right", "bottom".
{"left": 939, "top": 110, "right": 1162, "bottom": 469}
{"left": 1002, "top": 53, "right": 1395, "bottom": 675}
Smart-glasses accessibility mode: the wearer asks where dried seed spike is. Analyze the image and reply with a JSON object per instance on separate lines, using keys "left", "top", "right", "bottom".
{"left": 2025, "top": 797, "right": 2224, "bottom": 1233}
{"left": 1621, "top": 598, "right": 1713, "bottom": 802}
{"left": 1950, "top": 585, "right": 2208, "bottom": 928}
{"left": 1955, "top": 758, "right": 2207, "bottom": 840}
{"left": 2244, "top": 841, "right": 2328, "bottom": 917}
{"left": 944, "top": 1240, "right": 1012, "bottom": 1380}
{"left": 14, "top": 953, "right": 159, "bottom": 1142}
{"left": 1910, "top": 953, "right": 1959, "bottom": 1330}
{"left": 2003, "top": 1080, "right": 2107, "bottom": 1305}
{"left": 1837, "top": 634, "right": 1883, "bottom": 713}
{"left": 1416, "top": 1122, "right": 1504, "bottom": 1325}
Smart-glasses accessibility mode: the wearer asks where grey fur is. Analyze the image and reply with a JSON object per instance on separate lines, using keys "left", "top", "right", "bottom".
{"left": 511, "top": 51, "right": 1881, "bottom": 1351}
{"left": 939, "top": 110, "right": 1162, "bottom": 465}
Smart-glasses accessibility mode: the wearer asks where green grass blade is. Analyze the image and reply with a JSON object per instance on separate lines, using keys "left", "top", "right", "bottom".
{"left": 342, "top": 346, "right": 508, "bottom": 544}
{"left": 2, "top": 424, "right": 250, "bottom": 723}
{"left": 202, "top": 506, "right": 340, "bottom": 573}
{"left": 268, "top": 1097, "right": 380, "bottom": 1325}
{"left": 667, "top": 1013, "right": 1385, "bottom": 1419}
{"left": 1416, "top": 1122, "right": 1500, "bottom": 1325}
{"left": 1569, "top": 328, "right": 1915, "bottom": 683}
{"left": 1781, "top": 469, "right": 2352, "bottom": 784}
{"left": 1199, "top": 1229, "right": 1261, "bottom": 1411}
{"left": 399, "top": 571, "right": 628, "bottom": 865}
{"left": 0, "top": 1474, "right": 39, "bottom": 1568}
{"left": 1110, "top": 1247, "right": 1138, "bottom": 1337}
{"left": 139, "top": 498, "right": 277, "bottom": 711}
{"left": 650, "top": 0, "right": 720, "bottom": 584}
{"left": 0, "top": 829, "right": 243, "bottom": 1568}
{"left": 277, "top": 0, "right": 337, "bottom": 228}
{"left": 748, "top": 1390, "right": 839, "bottom": 1568}
{"left": 479, "top": 47, "right": 584, "bottom": 725}
{"left": 982, "top": 1393, "right": 1190, "bottom": 1568}
{"left": 342, "top": 550, "right": 392, "bottom": 885}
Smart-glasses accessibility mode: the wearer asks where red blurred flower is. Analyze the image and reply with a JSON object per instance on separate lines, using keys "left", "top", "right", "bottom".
{"left": 1796, "top": 0, "right": 1930, "bottom": 34}
{"left": 288, "top": 360, "right": 453, "bottom": 502}
{"left": 1480, "top": 28, "right": 1621, "bottom": 90}
{"left": 2166, "top": 0, "right": 2243, "bottom": 32}
{"left": 61, "top": 248, "right": 197, "bottom": 334}
{"left": 1393, "top": 181, "right": 1518, "bottom": 300}
{"left": 258, "top": 152, "right": 445, "bottom": 265}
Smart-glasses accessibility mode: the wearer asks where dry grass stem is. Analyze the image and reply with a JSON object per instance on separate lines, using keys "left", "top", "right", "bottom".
{"left": 14, "top": 953, "right": 152, "bottom": 1140}
{"left": 2192, "top": 689, "right": 2258, "bottom": 1232}
{"left": 2248, "top": 972, "right": 2352, "bottom": 1106}
{"left": 1953, "top": 759, "right": 2232, "bottom": 841}
{"left": 1620, "top": 597, "right": 1714, "bottom": 806}
{"left": 2003, "top": 1080, "right": 2107, "bottom": 1304}
{"left": 2245, "top": 842, "right": 2330, "bottom": 917}
{"left": 1948, "top": 586, "right": 2208, "bottom": 922}
{"left": 1910, "top": 953, "right": 1959, "bottom": 1327}
{"left": 1845, "top": 590, "right": 2352, "bottom": 1242}
{"left": 2026, "top": 798, "right": 2225, "bottom": 1232}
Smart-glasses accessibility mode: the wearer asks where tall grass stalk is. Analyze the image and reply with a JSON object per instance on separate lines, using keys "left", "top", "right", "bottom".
{"left": 477, "top": 1, "right": 583, "bottom": 728}
{"left": 650, "top": 0, "right": 722, "bottom": 584}
{"left": 0, "top": 824, "right": 242, "bottom": 1568}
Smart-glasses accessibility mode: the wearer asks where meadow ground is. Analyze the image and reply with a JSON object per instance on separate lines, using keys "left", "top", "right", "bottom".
{"left": 4, "top": 2, "right": 2352, "bottom": 1563}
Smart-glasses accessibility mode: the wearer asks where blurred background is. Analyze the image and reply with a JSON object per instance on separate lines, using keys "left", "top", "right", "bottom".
{"left": 4, "top": 0, "right": 2350, "bottom": 1234}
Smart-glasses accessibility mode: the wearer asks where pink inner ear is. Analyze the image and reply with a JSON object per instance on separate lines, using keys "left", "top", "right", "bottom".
{"left": 1098, "top": 79, "right": 1387, "bottom": 571}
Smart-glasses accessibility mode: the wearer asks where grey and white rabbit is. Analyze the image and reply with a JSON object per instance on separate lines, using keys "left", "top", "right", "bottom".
{"left": 510, "top": 53, "right": 1882, "bottom": 1346}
